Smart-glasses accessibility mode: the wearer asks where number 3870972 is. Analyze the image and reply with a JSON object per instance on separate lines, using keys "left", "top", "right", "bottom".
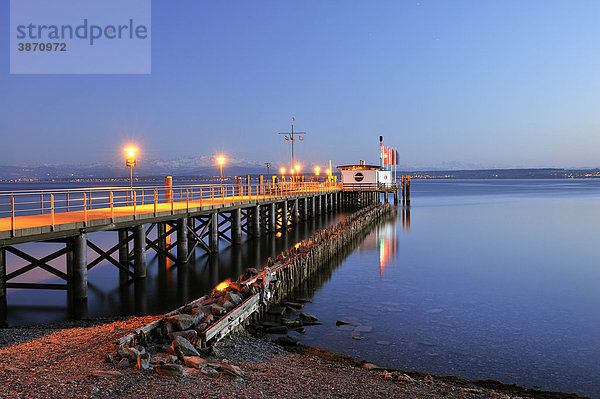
{"left": 17, "top": 43, "right": 67, "bottom": 51}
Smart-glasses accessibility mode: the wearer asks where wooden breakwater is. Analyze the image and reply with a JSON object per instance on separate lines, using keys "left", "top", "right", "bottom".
{"left": 114, "top": 203, "right": 393, "bottom": 369}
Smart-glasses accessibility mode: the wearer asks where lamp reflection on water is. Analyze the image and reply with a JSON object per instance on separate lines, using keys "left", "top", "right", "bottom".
{"left": 376, "top": 220, "right": 397, "bottom": 276}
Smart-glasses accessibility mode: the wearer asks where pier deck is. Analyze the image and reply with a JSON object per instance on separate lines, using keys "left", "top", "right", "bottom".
{"left": 0, "top": 183, "right": 339, "bottom": 245}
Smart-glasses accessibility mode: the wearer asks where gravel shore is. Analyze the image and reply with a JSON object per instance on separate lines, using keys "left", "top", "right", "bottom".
{"left": 0, "top": 317, "right": 585, "bottom": 399}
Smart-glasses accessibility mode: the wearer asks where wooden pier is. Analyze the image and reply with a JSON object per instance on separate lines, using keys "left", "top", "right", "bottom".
{"left": 0, "top": 177, "right": 408, "bottom": 326}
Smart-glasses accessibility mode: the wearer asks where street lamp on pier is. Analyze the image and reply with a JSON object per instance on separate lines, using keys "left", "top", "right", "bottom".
{"left": 217, "top": 156, "right": 226, "bottom": 195}
{"left": 124, "top": 147, "right": 138, "bottom": 202}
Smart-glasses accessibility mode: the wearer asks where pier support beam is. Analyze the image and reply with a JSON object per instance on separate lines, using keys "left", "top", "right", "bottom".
{"left": 118, "top": 229, "right": 129, "bottom": 282}
{"left": 268, "top": 203, "right": 276, "bottom": 232}
{"left": 0, "top": 248, "right": 6, "bottom": 327}
{"left": 301, "top": 198, "right": 308, "bottom": 220}
{"left": 177, "top": 217, "right": 188, "bottom": 264}
{"left": 251, "top": 205, "right": 261, "bottom": 237}
{"left": 71, "top": 232, "right": 88, "bottom": 300}
{"left": 292, "top": 199, "right": 299, "bottom": 224}
{"left": 323, "top": 194, "right": 329, "bottom": 213}
{"left": 232, "top": 208, "right": 242, "bottom": 244}
{"left": 157, "top": 223, "right": 166, "bottom": 251}
{"left": 209, "top": 212, "right": 219, "bottom": 251}
{"left": 315, "top": 195, "right": 321, "bottom": 215}
{"left": 310, "top": 196, "right": 316, "bottom": 217}
{"left": 282, "top": 200, "right": 288, "bottom": 228}
{"left": 133, "top": 224, "right": 146, "bottom": 278}
{"left": 187, "top": 218, "right": 196, "bottom": 255}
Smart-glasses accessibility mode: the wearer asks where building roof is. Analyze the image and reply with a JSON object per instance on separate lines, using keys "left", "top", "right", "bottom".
{"left": 337, "top": 164, "right": 382, "bottom": 171}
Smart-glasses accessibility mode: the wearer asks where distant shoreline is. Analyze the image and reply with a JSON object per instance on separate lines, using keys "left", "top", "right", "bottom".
{"left": 1, "top": 168, "right": 599, "bottom": 183}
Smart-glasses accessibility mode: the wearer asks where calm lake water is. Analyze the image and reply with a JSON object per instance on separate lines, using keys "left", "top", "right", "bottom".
{"left": 2, "top": 179, "right": 599, "bottom": 397}
{"left": 290, "top": 179, "right": 600, "bottom": 398}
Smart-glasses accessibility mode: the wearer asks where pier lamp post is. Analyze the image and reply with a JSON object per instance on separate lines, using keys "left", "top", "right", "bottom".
{"left": 217, "top": 156, "right": 225, "bottom": 196}
{"left": 326, "top": 168, "right": 331, "bottom": 186}
{"left": 315, "top": 166, "right": 320, "bottom": 183}
{"left": 295, "top": 164, "right": 301, "bottom": 183}
{"left": 280, "top": 168, "right": 286, "bottom": 182}
{"left": 124, "top": 147, "right": 138, "bottom": 202}
{"left": 265, "top": 162, "right": 271, "bottom": 178}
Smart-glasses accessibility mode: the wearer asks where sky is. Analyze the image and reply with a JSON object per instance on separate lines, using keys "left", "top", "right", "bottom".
{"left": 2, "top": 0, "right": 600, "bottom": 170}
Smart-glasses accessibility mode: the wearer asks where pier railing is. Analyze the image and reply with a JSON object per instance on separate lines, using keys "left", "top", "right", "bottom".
{"left": 342, "top": 183, "right": 399, "bottom": 191}
{"left": 0, "top": 181, "right": 340, "bottom": 232}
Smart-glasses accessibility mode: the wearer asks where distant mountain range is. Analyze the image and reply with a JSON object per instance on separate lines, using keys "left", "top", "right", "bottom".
{"left": 0, "top": 156, "right": 269, "bottom": 180}
{"left": 0, "top": 161, "right": 599, "bottom": 181}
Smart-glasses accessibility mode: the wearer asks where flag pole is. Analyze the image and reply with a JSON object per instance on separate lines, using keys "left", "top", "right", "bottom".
{"left": 394, "top": 146, "right": 397, "bottom": 185}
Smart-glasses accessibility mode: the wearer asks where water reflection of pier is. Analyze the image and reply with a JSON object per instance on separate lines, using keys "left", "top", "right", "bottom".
{"left": 355, "top": 206, "right": 409, "bottom": 276}
{"left": 115, "top": 212, "right": 347, "bottom": 318}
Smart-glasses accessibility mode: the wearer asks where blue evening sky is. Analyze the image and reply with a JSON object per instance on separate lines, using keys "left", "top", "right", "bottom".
{"left": 2, "top": 1, "right": 600, "bottom": 169}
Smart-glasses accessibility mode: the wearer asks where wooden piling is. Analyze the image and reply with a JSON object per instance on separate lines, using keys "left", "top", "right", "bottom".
{"left": 301, "top": 198, "right": 308, "bottom": 220}
{"left": 401, "top": 175, "right": 406, "bottom": 205}
{"left": 232, "top": 209, "right": 242, "bottom": 244}
{"left": 282, "top": 200, "right": 288, "bottom": 228}
{"left": 268, "top": 203, "right": 276, "bottom": 232}
{"left": 133, "top": 224, "right": 146, "bottom": 278}
{"left": 0, "top": 247, "right": 6, "bottom": 303}
{"left": 251, "top": 205, "right": 261, "bottom": 237}
{"left": 315, "top": 195, "right": 322, "bottom": 215}
{"left": 157, "top": 223, "right": 166, "bottom": 250}
{"left": 209, "top": 212, "right": 219, "bottom": 251}
{"left": 406, "top": 175, "right": 411, "bottom": 206}
{"left": 177, "top": 217, "right": 188, "bottom": 264}
{"left": 71, "top": 232, "right": 87, "bottom": 300}
{"left": 118, "top": 229, "right": 129, "bottom": 282}
{"left": 292, "top": 199, "right": 299, "bottom": 224}
{"left": 187, "top": 218, "right": 195, "bottom": 255}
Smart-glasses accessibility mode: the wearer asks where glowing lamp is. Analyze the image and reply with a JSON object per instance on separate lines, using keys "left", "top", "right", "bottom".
{"left": 124, "top": 147, "right": 138, "bottom": 158}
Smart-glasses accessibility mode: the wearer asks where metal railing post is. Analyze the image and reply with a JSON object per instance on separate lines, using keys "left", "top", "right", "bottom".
{"left": 110, "top": 192, "right": 114, "bottom": 221}
{"left": 186, "top": 189, "right": 189, "bottom": 211}
{"left": 40, "top": 194, "right": 44, "bottom": 215}
{"left": 50, "top": 194, "right": 55, "bottom": 230}
{"left": 66, "top": 192, "right": 70, "bottom": 212}
{"left": 133, "top": 191, "right": 137, "bottom": 217}
{"left": 154, "top": 189, "right": 157, "bottom": 216}
{"left": 10, "top": 195, "right": 15, "bottom": 235}
{"left": 83, "top": 193, "right": 87, "bottom": 224}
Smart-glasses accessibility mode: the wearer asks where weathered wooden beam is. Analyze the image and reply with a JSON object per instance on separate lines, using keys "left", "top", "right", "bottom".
{"left": 202, "top": 293, "right": 260, "bottom": 343}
